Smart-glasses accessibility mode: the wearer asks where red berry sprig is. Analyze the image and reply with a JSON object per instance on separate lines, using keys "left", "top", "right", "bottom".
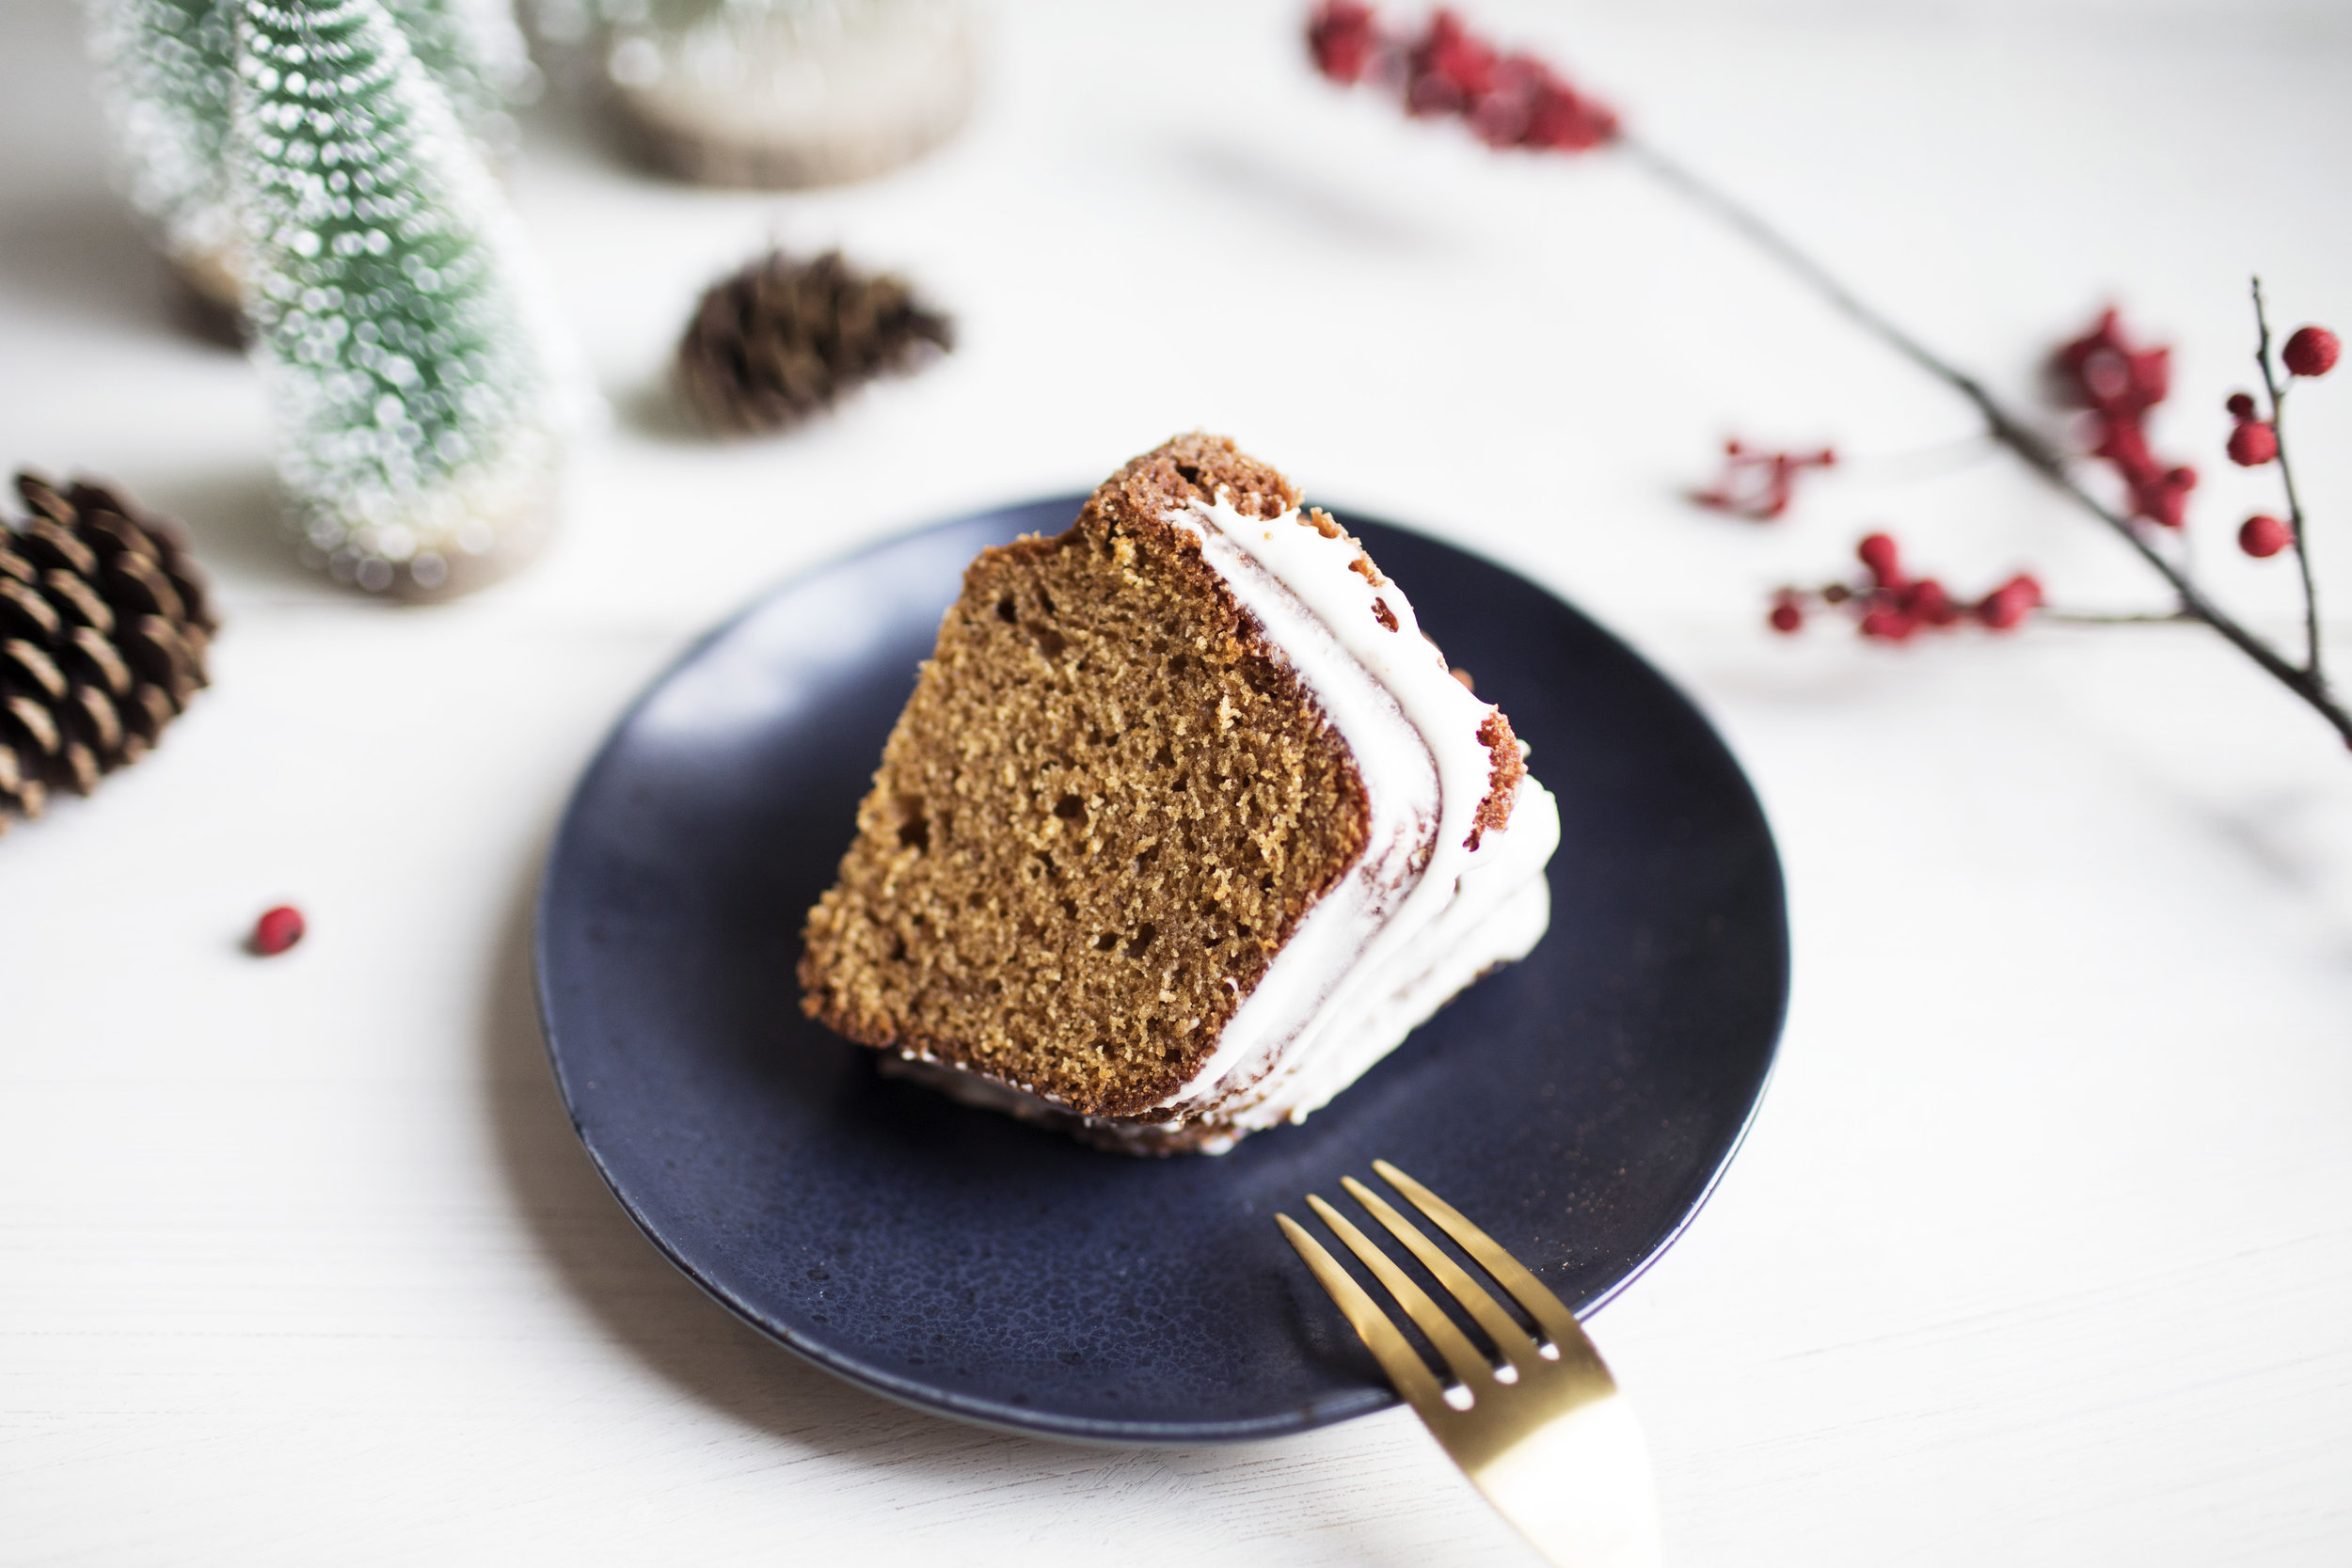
{"left": 1692, "top": 439, "right": 1837, "bottom": 521}
{"left": 1769, "top": 532, "right": 2042, "bottom": 642}
{"left": 1307, "top": 3, "right": 1619, "bottom": 154}
{"left": 1307, "top": 2, "right": 2352, "bottom": 749}
{"left": 2233, "top": 305, "right": 2335, "bottom": 563}
{"left": 2051, "top": 309, "right": 2196, "bottom": 528}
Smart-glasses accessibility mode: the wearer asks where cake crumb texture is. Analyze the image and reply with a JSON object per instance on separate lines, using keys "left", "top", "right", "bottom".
{"left": 799, "top": 435, "right": 1372, "bottom": 1118}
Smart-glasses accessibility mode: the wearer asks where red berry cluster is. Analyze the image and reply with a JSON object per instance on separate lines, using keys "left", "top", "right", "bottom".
{"left": 1691, "top": 438, "right": 1836, "bottom": 521}
{"left": 1770, "top": 533, "right": 2042, "bottom": 641}
{"left": 2225, "top": 320, "right": 2334, "bottom": 558}
{"left": 1308, "top": 4, "right": 1619, "bottom": 152}
{"left": 2052, "top": 309, "right": 2195, "bottom": 529}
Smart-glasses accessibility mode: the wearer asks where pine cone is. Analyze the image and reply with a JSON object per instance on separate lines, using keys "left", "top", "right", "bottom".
{"left": 0, "top": 473, "right": 216, "bottom": 831}
{"left": 675, "top": 248, "right": 953, "bottom": 435}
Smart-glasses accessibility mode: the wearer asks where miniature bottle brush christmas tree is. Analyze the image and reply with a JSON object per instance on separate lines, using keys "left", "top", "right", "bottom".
{"left": 87, "top": 0, "right": 537, "bottom": 330}
{"left": 230, "top": 0, "right": 575, "bottom": 597}
{"left": 87, "top": 0, "right": 243, "bottom": 320}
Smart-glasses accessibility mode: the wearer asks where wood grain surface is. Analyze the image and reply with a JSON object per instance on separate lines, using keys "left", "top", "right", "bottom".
{"left": 4, "top": 2, "right": 2349, "bottom": 1562}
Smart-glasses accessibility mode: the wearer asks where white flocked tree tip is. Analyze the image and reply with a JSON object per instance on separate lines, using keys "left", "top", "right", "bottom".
{"left": 228, "top": 0, "right": 581, "bottom": 598}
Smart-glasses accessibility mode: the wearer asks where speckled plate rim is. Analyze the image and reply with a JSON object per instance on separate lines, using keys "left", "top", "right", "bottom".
{"left": 532, "top": 493, "right": 1788, "bottom": 1446}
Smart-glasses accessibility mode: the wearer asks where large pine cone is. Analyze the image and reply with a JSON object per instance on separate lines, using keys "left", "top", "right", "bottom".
{"left": 0, "top": 473, "right": 215, "bottom": 830}
{"left": 676, "top": 248, "right": 953, "bottom": 435}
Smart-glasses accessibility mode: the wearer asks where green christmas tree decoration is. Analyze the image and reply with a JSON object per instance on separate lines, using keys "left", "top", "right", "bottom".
{"left": 231, "top": 0, "right": 573, "bottom": 597}
{"left": 383, "top": 0, "right": 540, "bottom": 159}
{"left": 86, "top": 0, "right": 242, "bottom": 313}
{"left": 86, "top": 0, "right": 535, "bottom": 327}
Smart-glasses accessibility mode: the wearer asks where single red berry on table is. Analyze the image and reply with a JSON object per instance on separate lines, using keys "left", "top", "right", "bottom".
{"left": 2226, "top": 391, "right": 2257, "bottom": 420}
{"left": 1856, "top": 531, "right": 1902, "bottom": 586}
{"left": 1768, "top": 595, "right": 1804, "bottom": 634}
{"left": 2227, "top": 420, "right": 2279, "bottom": 467}
{"left": 250, "top": 904, "right": 306, "bottom": 957}
{"left": 2284, "top": 325, "right": 2340, "bottom": 378}
{"left": 2239, "top": 514, "right": 2293, "bottom": 559}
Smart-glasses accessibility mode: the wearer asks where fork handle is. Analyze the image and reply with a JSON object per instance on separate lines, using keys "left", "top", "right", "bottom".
{"left": 1470, "top": 1397, "right": 1663, "bottom": 1568}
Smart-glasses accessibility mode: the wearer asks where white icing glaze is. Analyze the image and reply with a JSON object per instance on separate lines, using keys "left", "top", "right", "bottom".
{"left": 898, "top": 491, "right": 1559, "bottom": 1148}
{"left": 1152, "top": 496, "right": 1559, "bottom": 1133}
{"left": 1144, "top": 501, "right": 1439, "bottom": 1117}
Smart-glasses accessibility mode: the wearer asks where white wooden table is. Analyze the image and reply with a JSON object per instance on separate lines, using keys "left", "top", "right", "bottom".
{"left": 6, "top": 1, "right": 2351, "bottom": 1562}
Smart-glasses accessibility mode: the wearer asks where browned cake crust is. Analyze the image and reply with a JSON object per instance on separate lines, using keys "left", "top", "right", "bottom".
{"left": 1470, "top": 711, "right": 1524, "bottom": 851}
{"left": 798, "top": 435, "right": 1373, "bottom": 1118}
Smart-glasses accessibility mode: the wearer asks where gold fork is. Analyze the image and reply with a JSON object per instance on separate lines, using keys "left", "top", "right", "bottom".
{"left": 1279, "top": 1160, "right": 1662, "bottom": 1568}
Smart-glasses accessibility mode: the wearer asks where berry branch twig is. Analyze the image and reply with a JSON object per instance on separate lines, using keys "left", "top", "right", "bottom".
{"left": 1307, "top": 3, "right": 2352, "bottom": 751}
{"left": 2042, "top": 609, "right": 2199, "bottom": 626}
{"left": 1690, "top": 439, "right": 1836, "bottom": 521}
{"left": 1659, "top": 135, "right": 2352, "bottom": 739}
{"left": 1628, "top": 127, "right": 2349, "bottom": 743}
{"left": 2251, "top": 278, "right": 2324, "bottom": 679}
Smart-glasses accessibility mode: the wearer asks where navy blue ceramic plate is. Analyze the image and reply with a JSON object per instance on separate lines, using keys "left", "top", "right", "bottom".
{"left": 535, "top": 496, "right": 1786, "bottom": 1444}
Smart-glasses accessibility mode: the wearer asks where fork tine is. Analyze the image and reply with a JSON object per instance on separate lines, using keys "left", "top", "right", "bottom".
{"left": 1374, "top": 1160, "right": 1592, "bottom": 1361}
{"left": 1291, "top": 1171, "right": 1660, "bottom": 1568}
{"left": 1276, "top": 1213, "right": 1452, "bottom": 1419}
{"left": 1341, "top": 1176, "right": 1546, "bottom": 1373}
{"left": 1305, "top": 1195, "right": 1495, "bottom": 1395}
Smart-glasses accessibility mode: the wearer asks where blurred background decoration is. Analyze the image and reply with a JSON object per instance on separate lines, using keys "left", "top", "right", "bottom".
{"left": 1311, "top": 1, "right": 2352, "bottom": 753}
{"left": 538, "top": 0, "right": 977, "bottom": 188}
{"left": 674, "top": 246, "right": 953, "bottom": 435}
{"left": 77, "top": 0, "right": 973, "bottom": 597}
{"left": 230, "top": 0, "right": 580, "bottom": 598}
{"left": 87, "top": 0, "right": 539, "bottom": 339}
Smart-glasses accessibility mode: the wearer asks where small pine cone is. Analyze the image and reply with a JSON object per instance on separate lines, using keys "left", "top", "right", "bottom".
{"left": 0, "top": 472, "right": 216, "bottom": 830}
{"left": 676, "top": 248, "right": 953, "bottom": 435}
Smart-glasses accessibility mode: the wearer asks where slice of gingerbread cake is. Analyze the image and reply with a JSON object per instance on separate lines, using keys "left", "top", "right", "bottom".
{"left": 799, "top": 434, "right": 1559, "bottom": 1152}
